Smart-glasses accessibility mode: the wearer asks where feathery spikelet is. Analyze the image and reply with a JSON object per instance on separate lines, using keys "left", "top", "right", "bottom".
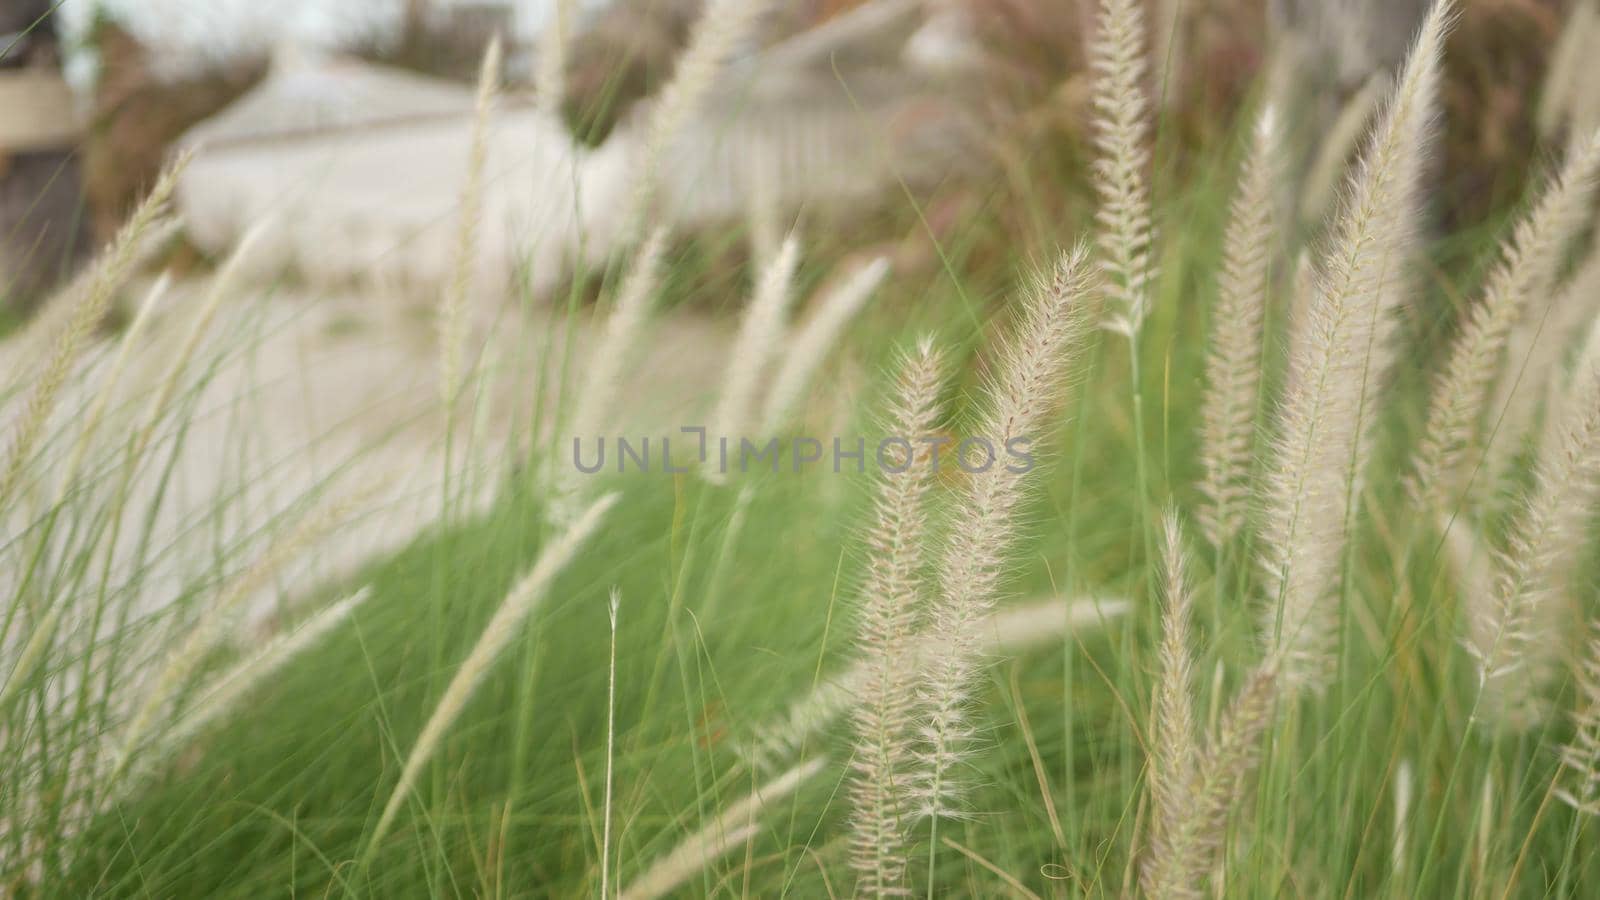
{"left": 534, "top": 0, "right": 572, "bottom": 116}
{"left": 1469, "top": 319, "right": 1600, "bottom": 729}
{"left": 1198, "top": 106, "right": 1280, "bottom": 546}
{"left": 1393, "top": 758, "right": 1415, "bottom": 881}
{"left": 0, "top": 604, "right": 64, "bottom": 716}
{"left": 1408, "top": 129, "right": 1600, "bottom": 513}
{"left": 1539, "top": 1, "right": 1600, "bottom": 137}
{"left": 1259, "top": 0, "right": 1451, "bottom": 692}
{"left": 1557, "top": 625, "right": 1600, "bottom": 815}
{"left": 1482, "top": 236, "right": 1600, "bottom": 495}
{"left": 618, "top": 756, "right": 828, "bottom": 900}
{"left": 104, "top": 480, "right": 379, "bottom": 790}
{"left": 368, "top": 492, "right": 618, "bottom": 853}
{"left": 915, "top": 246, "right": 1094, "bottom": 820}
{"left": 847, "top": 340, "right": 945, "bottom": 898}
{"left": 762, "top": 257, "right": 891, "bottom": 436}
{"left": 155, "top": 588, "right": 373, "bottom": 757}
{"left": 0, "top": 157, "right": 185, "bottom": 511}
{"left": 743, "top": 597, "right": 1130, "bottom": 772}
{"left": 626, "top": 0, "right": 774, "bottom": 239}
{"left": 550, "top": 228, "right": 669, "bottom": 521}
{"left": 440, "top": 36, "right": 502, "bottom": 412}
{"left": 1143, "top": 664, "right": 1279, "bottom": 898}
{"left": 1088, "top": 0, "right": 1158, "bottom": 338}
{"left": 1298, "top": 73, "right": 1387, "bottom": 228}
{"left": 1141, "top": 512, "right": 1201, "bottom": 898}
{"left": 706, "top": 235, "right": 801, "bottom": 481}
{"left": 52, "top": 275, "right": 170, "bottom": 507}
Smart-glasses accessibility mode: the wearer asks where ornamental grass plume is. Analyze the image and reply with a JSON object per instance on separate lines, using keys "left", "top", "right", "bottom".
{"left": 0, "top": 155, "right": 186, "bottom": 512}
{"left": 761, "top": 256, "right": 891, "bottom": 436}
{"left": 1259, "top": 0, "right": 1452, "bottom": 692}
{"left": 847, "top": 340, "right": 945, "bottom": 898}
{"left": 1482, "top": 236, "right": 1600, "bottom": 496}
{"left": 1556, "top": 624, "right": 1600, "bottom": 815}
{"left": 706, "top": 235, "right": 801, "bottom": 480}
{"left": 154, "top": 588, "right": 373, "bottom": 760}
{"left": 439, "top": 35, "right": 502, "bottom": 412}
{"left": 626, "top": 0, "right": 775, "bottom": 239}
{"left": 1140, "top": 511, "right": 1200, "bottom": 898}
{"left": 1407, "top": 128, "right": 1600, "bottom": 514}
{"left": 1088, "top": 0, "right": 1158, "bottom": 338}
{"left": 1468, "top": 318, "right": 1600, "bottom": 729}
{"left": 105, "top": 481, "right": 382, "bottom": 792}
{"left": 916, "top": 245, "right": 1094, "bottom": 822}
{"left": 367, "top": 492, "right": 618, "bottom": 854}
{"left": 1197, "top": 106, "right": 1280, "bottom": 546}
{"left": 551, "top": 227, "right": 669, "bottom": 522}
{"left": 618, "top": 756, "right": 829, "bottom": 900}
{"left": 1142, "top": 663, "right": 1279, "bottom": 899}
{"left": 743, "top": 597, "right": 1131, "bottom": 774}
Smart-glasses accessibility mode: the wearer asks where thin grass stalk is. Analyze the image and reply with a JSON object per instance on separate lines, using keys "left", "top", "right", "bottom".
{"left": 601, "top": 587, "right": 620, "bottom": 899}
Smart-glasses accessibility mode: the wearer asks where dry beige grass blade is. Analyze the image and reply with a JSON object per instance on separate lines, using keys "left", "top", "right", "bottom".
{"left": 1408, "top": 129, "right": 1600, "bottom": 515}
{"left": 917, "top": 246, "right": 1094, "bottom": 819}
{"left": 1141, "top": 512, "right": 1200, "bottom": 898}
{"left": 1469, "top": 319, "right": 1600, "bottom": 729}
{"left": 367, "top": 492, "right": 618, "bottom": 855}
{"left": 440, "top": 36, "right": 503, "bottom": 413}
{"left": 1088, "top": 0, "right": 1158, "bottom": 338}
{"left": 0, "top": 156, "right": 186, "bottom": 512}
{"left": 618, "top": 756, "right": 828, "bottom": 900}
{"left": 1198, "top": 106, "right": 1280, "bottom": 546}
{"left": 847, "top": 341, "right": 945, "bottom": 898}
{"left": 1259, "top": 0, "right": 1451, "bottom": 692}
